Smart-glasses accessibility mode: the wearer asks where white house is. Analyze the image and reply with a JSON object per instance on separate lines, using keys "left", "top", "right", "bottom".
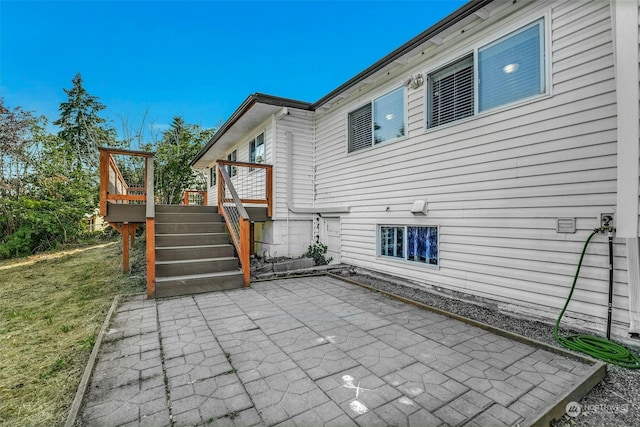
{"left": 191, "top": 0, "right": 640, "bottom": 340}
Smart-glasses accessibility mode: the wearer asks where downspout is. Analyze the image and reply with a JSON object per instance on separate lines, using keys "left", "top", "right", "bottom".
{"left": 286, "top": 126, "right": 350, "bottom": 215}
{"left": 611, "top": 0, "right": 640, "bottom": 335}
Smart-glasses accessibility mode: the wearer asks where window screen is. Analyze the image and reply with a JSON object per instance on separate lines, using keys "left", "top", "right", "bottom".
{"left": 478, "top": 19, "right": 544, "bottom": 111}
{"left": 428, "top": 55, "right": 474, "bottom": 128}
{"left": 374, "top": 88, "right": 405, "bottom": 144}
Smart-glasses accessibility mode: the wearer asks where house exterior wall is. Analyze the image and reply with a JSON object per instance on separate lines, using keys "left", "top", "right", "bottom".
{"left": 313, "top": 0, "right": 630, "bottom": 336}
{"left": 203, "top": 108, "right": 315, "bottom": 259}
{"left": 273, "top": 109, "right": 315, "bottom": 221}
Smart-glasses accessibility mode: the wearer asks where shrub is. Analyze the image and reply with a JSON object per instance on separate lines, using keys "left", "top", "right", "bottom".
{"left": 302, "top": 242, "right": 333, "bottom": 266}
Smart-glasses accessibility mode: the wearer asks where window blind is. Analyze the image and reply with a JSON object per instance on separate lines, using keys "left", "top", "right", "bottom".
{"left": 348, "top": 104, "right": 372, "bottom": 152}
{"left": 429, "top": 55, "right": 474, "bottom": 128}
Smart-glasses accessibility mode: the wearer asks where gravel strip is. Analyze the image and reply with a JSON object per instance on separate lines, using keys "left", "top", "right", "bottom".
{"left": 323, "top": 267, "right": 640, "bottom": 427}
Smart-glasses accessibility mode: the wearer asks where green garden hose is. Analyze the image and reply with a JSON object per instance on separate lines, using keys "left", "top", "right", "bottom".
{"left": 554, "top": 229, "right": 640, "bottom": 368}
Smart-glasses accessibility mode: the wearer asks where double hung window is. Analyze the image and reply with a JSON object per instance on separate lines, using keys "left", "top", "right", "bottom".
{"left": 428, "top": 19, "right": 545, "bottom": 128}
{"left": 348, "top": 87, "right": 405, "bottom": 152}
{"left": 227, "top": 150, "right": 237, "bottom": 177}
{"left": 249, "top": 133, "right": 265, "bottom": 164}
{"left": 209, "top": 165, "right": 216, "bottom": 187}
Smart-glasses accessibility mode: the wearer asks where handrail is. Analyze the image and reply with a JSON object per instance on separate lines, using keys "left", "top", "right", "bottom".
{"left": 217, "top": 160, "right": 272, "bottom": 217}
{"left": 98, "top": 147, "right": 156, "bottom": 298}
{"left": 217, "top": 165, "right": 250, "bottom": 286}
{"left": 98, "top": 147, "right": 154, "bottom": 216}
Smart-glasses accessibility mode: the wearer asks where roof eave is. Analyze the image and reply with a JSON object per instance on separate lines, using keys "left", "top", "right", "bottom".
{"left": 311, "top": 0, "right": 495, "bottom": 109}
{"left": 190, "top": 93, "right": 312, "bottom": 167}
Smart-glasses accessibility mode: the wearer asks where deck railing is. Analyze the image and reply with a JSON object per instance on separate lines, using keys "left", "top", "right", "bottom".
{"left": 98, "top": 147, "right": 156, "bottom": 297}
{"left": 217, "top": 160, "right": 272, "bottom": 217}
{"left": 217, "top": 161, "right": 272, "bottom": 286}
{"left": 183, "top": 190, "right": 208, "bottom": 206}
{"left": 99, "top": 147, "right": 153, "bottom": 215}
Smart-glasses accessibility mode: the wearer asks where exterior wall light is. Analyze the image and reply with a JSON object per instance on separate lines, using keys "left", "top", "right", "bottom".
{"left": 406, "top": 73, "right": 424, "bottom": 89}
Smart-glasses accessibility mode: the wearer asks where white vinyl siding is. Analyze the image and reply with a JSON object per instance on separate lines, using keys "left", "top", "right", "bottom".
{"left": 313, "top": 1, "right": 627, "bottom": 335}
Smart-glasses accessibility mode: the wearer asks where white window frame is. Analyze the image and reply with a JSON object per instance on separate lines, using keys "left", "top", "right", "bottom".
{"left": 377, "top": 224, "right": 440, "bottom": 269}
{"left": 227, "top": 150, "right": 237, "bottom": 177}
{"left": 348, "top": 86, "right": 407, "bottom": 153}
{"left": 249, "top": 132, "right": 265, "bottom": 165}
{"left": 209, "top": 165, "right": 216, "bottom": 187}
{"left": 425, "top": 14, "right": 550, "bottom": 130}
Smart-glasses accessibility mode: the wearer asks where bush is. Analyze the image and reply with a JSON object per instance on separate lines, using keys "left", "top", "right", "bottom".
{"left": 0, "top": 197, "right": 87, "bottom": 258}
{"left": 302, "top": 242, "right": 333, "bottom": 266}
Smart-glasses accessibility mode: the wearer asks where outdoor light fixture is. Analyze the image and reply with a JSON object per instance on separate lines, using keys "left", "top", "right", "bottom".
{"left": 406, "top": 73, "right": 424, "bottom": 89}
{"left": 385, "top": 114, "right": 394, "bottom": 121}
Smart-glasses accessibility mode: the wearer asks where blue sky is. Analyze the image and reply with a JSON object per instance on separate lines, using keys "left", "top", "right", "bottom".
{"left": 1, "top": 0, "right": 466, "bottom": 143}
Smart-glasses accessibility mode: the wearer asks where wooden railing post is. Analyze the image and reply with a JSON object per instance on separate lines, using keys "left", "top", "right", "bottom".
{"left": 240, "top": 218, "right": 250, "bottom": 287}
{"left": 122, "top": 222, "right": 130, "bottom": 273}
{"left": 99, "top": 149, "right": 109, "bottom": 217}
{"left": 266, "top": 165, "right": 273, "bottom": 218}
{"left": 145, "top": 156, "right": 156, "bottom": 299}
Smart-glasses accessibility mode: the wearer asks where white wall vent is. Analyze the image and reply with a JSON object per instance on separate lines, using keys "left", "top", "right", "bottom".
{"left": 556, "top": 218, "right": 576, "bottom": 233}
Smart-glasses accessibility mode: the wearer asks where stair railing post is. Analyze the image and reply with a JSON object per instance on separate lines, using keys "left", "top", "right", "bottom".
{"left": 240, "top": 218, "right": 250, "bottom": 287}
{"left": 145, "top": 155, "right": 156, "bottom": 298}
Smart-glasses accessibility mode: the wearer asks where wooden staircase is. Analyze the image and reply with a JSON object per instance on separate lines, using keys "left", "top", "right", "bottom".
{"left": 154, "top": 204, "right": 244, "bottom": 297}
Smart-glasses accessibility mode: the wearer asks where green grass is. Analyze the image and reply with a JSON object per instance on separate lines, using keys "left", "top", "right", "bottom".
{"left": 0, "top": 241, "right": 145, "bottom": 426}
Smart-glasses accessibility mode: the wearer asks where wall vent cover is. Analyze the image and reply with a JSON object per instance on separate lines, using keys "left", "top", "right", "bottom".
{"left": 556, "top": 218, "right": 576, "bottom": 233}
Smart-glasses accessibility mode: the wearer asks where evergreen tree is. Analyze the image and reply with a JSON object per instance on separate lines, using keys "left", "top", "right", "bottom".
{"left": 53, "top": 73, "right": 115, "bottom": 170}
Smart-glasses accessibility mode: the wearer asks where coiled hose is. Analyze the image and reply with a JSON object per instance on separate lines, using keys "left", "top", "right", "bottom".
{"left": 554, "top": 229, "right": 640, "bottom": 368}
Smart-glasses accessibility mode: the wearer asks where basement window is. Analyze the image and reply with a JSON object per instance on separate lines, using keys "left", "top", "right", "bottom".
{"left": 348, "top": 87, "right": 405, "bottom": 153}
{"left": 379, "top": 225, "right": 439, "bottom": 266}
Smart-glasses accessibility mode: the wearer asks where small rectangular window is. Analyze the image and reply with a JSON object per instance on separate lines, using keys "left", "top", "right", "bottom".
{"left": 407, "top": 226, "right": 438, "bottom": 265}
{"left": 379, "top": 225, "right": 439, "bottom": 266}
{"left": 209, "top": 165, "right": 216, "bottom": 187}
{"left": 249, "top": 133, "right": 265, "bottom": 166}
{"left": 478, "top": 19, "right": 545, "bottom": 112}
{"left": 227, "top": 150, "right": 237, "bottom": 177}
{"left": 380, "top": 226, "right": 404, "bottom": 258}
{"left": 348, "top": 87, "right": 405, "bottom": 153}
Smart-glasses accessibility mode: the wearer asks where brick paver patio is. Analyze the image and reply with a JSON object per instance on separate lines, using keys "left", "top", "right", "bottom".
{"left": 79, "top": 276, "right": 599, "bottom": 426}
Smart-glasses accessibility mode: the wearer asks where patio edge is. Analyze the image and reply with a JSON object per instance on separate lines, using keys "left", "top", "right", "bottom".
{"left": 64, "top": 294, "right": 120, "bottom": 427}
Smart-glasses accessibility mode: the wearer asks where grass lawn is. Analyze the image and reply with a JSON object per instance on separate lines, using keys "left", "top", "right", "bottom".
{"left": 0, "top": 241, "right": 145, "bottom": 426}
